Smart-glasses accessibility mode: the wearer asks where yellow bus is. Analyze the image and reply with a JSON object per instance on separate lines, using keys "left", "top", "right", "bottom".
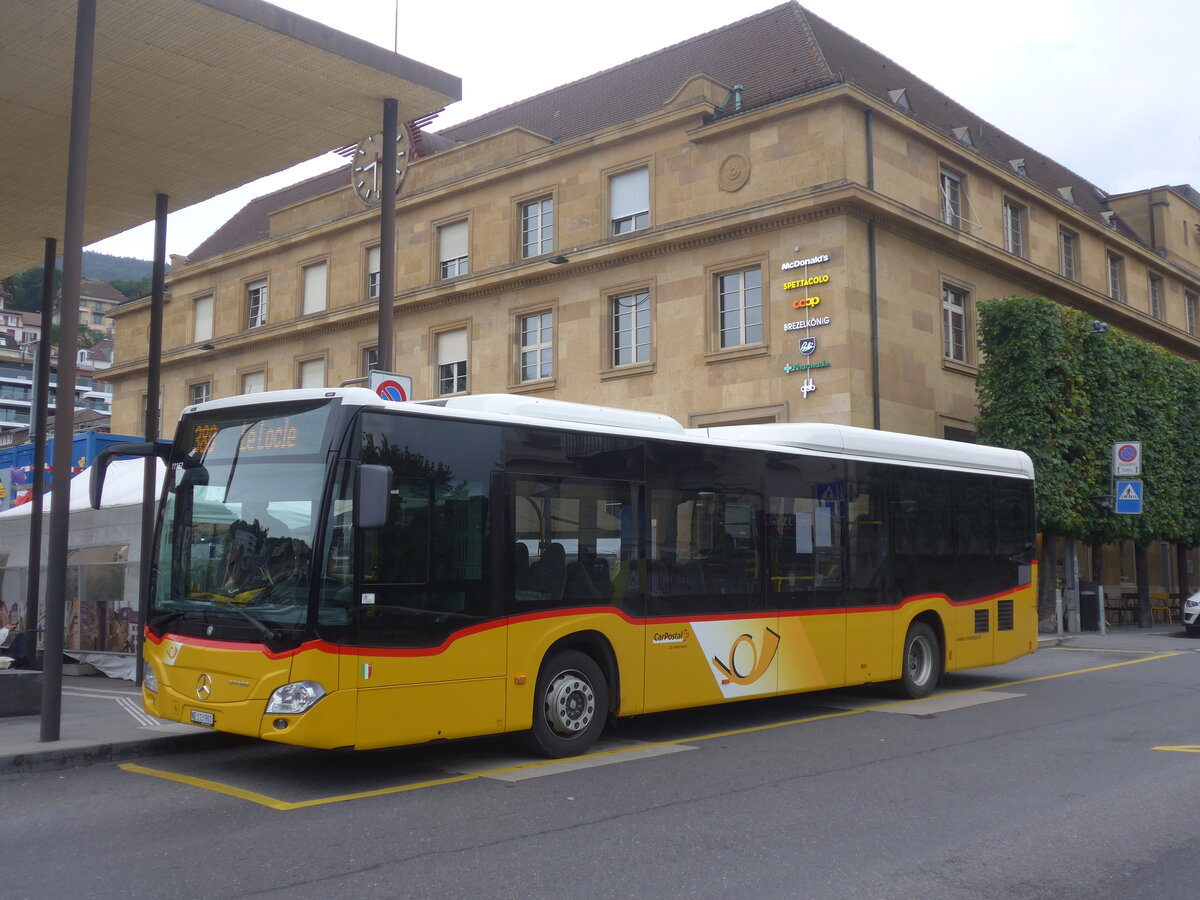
{"left": 93, "top": 389, "right": 1037, "bottom": 757}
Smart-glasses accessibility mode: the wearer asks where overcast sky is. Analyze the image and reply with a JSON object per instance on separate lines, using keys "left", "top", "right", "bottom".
{"left": 87, "top": 0, "right": 1200, "bottom": 261}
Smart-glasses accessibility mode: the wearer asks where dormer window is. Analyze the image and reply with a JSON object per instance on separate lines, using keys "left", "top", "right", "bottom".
{"left": 888, "top": 88, "right": 910, "bottom": 110}
{"left": 952, "top": 126, "right": 974, "bottom": 147}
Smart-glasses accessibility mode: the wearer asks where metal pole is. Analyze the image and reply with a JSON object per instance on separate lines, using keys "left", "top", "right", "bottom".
{"left": 22, "top": 239, "right": 56, "bottom": 672}
{"left": 377, "top": 98, "right": 398, "bottom": 372}
{"left": 41, "top": 0, "right": 95, "bottom": 743}
{"left": 136, "top": 193, "right": 168, "bottom": 686}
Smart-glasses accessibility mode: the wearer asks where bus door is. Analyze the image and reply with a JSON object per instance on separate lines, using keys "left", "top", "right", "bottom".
{"left": 644, "top": 483, "right": 776, "bottom": 713}
{"left": 768, "top": 489, "right": 847, "bottom": 695}
{"left": 352, "top": 432, "right": 506, "bottom": 750}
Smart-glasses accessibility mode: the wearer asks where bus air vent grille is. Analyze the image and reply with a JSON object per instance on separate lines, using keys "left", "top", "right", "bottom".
{"left": 997, "top": 599, "right": 1014, "bottom": 631}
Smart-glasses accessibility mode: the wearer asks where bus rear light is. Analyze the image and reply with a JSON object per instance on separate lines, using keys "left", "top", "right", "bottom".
{"left": 265, "top": 681, "right": 326, "bottom": 714}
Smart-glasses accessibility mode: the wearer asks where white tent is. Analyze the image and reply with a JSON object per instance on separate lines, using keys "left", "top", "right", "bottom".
{"left": 0, "top": 459, "right": 165, "bottom": 680}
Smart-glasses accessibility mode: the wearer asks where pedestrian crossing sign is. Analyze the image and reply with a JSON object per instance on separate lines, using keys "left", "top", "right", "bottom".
{"left": 1114, "top": 480, "right": 1143, "bottom": 515}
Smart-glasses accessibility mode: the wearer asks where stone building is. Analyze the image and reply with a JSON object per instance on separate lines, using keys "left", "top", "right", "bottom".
{"left": 106, "top": 2, "right": 1200, "bottom": 595}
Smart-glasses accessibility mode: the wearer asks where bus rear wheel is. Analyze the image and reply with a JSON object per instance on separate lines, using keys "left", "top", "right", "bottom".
{"left": 529, "top": 649, "right": 608, "bottom": 758}
{"left": 898, "top": 621, "right": 941, "bottom": 699}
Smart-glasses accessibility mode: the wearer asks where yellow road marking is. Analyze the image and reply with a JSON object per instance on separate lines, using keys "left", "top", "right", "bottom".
{"left": 1153, "top": 746, "right": 1200, "bottom": 754}
{"left": 120, "top": 650, "right": 1184, "bottom": 809}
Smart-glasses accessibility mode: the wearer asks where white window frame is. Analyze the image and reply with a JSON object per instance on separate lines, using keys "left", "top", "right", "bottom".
{"left": 1107, "top": 253, "right": 1124, "bottom": 303}
{"left": 610, "top": 167, "right": 649, "bottom": 235}
{"left": 611, "top": 290, "right": 651, "bottom": 366}
{"left": 520, "top": 197, "right": 554, "bottom": 259}
{"left": 518, "top": 312, "right": 554, "bottom": 382}
{"left": 717, "top": 267, "right": 763, "bottom": 349}
{"left": 1149, "top": 274, "right": 1164, "bottom": 321}
{"left": 1003, "top": 200, "right": 1025, "bottom": 256}
{"left": 302, "top": 261, "right": 328, "bottom": 316}
{"left": 189, "top": 381, "right": 211, "bottom": 406}
{"left": 436, "top": 328, "right": 468, "bottom": 396}
{"left": 1058, "top": 229, "right": 1078, "bottom": 282}
{"left": 246, "top": 279, "right": 268, "bottom": 329}
{"left": 438, "top": 221, "right": 469, "bottom": 279}
{"left": 939, "top": 167, "right": 980, "bottom": 230}
{"left": 367, "top": 246, "right": 381, "bottom": 299}
{"left": 942, "top": 285, "right": 968, "bottom": 363}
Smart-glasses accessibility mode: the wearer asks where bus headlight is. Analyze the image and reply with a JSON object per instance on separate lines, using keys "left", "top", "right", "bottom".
{"left": 142, "top": 666, "right": 158, "bottom": 694}
{"left": 265, "top": 681, "right": 326, "bottom": 714}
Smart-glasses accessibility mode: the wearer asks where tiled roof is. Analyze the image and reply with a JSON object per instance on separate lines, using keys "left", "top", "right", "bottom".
{"left": 189, "top": 2, "right": 1131, "bottom": 260}
{"left": 188, "top": 167, "right": 350, "bottom": 261}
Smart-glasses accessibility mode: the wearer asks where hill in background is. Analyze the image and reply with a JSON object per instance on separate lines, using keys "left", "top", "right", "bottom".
{"left": 2, "top": 251, "right": 162, "bottom": 311}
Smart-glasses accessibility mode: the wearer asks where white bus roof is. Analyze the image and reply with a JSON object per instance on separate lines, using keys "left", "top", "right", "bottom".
{"left": 180, "top": 390, "right": 1033, "bottom": 480}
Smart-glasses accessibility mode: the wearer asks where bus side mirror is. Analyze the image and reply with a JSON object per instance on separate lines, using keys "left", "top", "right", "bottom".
{"left": 89, "top": 441, "right": 171, "bottom": 510}
{"left": 354, "top": 464, "right": 392, "bottom": 530}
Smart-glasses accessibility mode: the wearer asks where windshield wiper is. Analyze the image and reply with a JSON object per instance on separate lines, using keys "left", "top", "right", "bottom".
{"left": 213, "top": 601, "right": 282, "bottom": 644}
{"left": 149, "top": 610, "right": 184, "bottom": 632}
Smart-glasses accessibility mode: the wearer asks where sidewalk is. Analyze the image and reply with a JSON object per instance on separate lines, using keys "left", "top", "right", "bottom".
{"left": 0, "top": 674, "right": 236, "bottom": 775}
{"left": 2, "top": 625, "right": 1195, "bottom": 775}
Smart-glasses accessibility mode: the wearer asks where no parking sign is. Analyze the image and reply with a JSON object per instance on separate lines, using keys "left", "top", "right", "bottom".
{"left": 368, "top": 370, "right": 413, "bottom": 402}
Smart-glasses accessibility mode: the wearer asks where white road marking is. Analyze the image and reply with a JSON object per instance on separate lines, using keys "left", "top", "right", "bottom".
{"left": 826, "top": 689, "right": 1026, "bottom": 715}
{"left": 448, "top": 737, "right": 696, "bottom": 782}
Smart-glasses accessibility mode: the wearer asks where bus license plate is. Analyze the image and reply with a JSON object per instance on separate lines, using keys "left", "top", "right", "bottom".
{"left": 190, "top": 709, "right": 215, "bottom": 727}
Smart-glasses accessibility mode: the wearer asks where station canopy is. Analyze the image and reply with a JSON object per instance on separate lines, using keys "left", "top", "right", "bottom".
{"left": 0, "top": 0, "right": 461, "bottom": 278}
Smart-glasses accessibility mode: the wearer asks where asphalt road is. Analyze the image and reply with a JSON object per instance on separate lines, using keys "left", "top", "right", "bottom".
{"left": 3, "top": 633, "right": 1199, "bottom": 899}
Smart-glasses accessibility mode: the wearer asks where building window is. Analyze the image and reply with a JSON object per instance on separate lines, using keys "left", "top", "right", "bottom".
{"left": 362, "top": 346, "right": 379, "bottom": 376}
{"left": 438, "top": 221, "right": 469, "bottom": 279}
{"left": 241, "top": 371, "right": 265, "bottom": 394}
{"left": 302, "top": 261, "right": 327, "bottom": 316}
{"left": 1148, "top": 274, "right": 1164, "bottom": 321}
{"left": 1107, "top": 253, "right": 1124, "bottom": 303}
{"left": 1058, "top": 229, "right": 1078, "bottom": 282}
{"left": 91, "top": 313, "right": 105, "bottom": 326}
{"left": 190, "top": 382, "right": 211, "bottom": 406}
{"left": 193, "top": 294, "right": 213, "bottom": 343}
{"left": 1186, "top": 292, "right": 1198, "bottom": 336}
{"left": 298, "top": 358, "right": 325, "bottom": 389}
{"left": 717, "top": 267, "right": 762, "bottom": 349}
{"left": 246, "top": 279, "right": 268, "bottom": 328}
{"left": 939, "top": 168, "right": 962, "bottom": 227}
{"left": 610, "top": 167, "right": 649, "bottom": 235}
{"left": 611, "top": 289, "right": 650, "bottom": 366}
{"left": 519, "top": 312, "right": 553, "bottom": 382}
{"left": 367, "top": 246, "right": 381, "bottom": 299}
{"left": 942, "top": 285, "right": 968, "bottom": 363}
{"left": 520, "top": 197, "right": 554, "bottom": 258}
{"left": 1003, "top": 200, "right": 1025, "bottom": 256}
{"left": 436, "top": 328, "right": 467, "bottom": 395}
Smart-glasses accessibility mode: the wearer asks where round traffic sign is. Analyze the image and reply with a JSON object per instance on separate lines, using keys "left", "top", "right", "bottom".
{"left": 1117, "top": 444, "right": 1138, "bottom": 463}
{"left": 375, "top": 379, "right": 408, "bottom": 402}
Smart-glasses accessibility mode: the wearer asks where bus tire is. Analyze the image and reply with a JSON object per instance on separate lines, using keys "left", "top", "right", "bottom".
{"left": 529, "top": 649, "right": 608, "bottom": 758}
{"left": 898, "top": 621, "right": 941, "bottom": 699}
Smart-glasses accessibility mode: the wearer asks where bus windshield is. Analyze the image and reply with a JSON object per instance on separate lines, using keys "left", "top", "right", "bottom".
{"left": 150, "top": 400, "right": 337, "bottom": 646}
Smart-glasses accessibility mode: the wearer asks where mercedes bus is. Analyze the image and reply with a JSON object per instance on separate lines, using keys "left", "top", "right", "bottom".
{"left": 92, "top": 388, "right": 1036, "bottom": 757}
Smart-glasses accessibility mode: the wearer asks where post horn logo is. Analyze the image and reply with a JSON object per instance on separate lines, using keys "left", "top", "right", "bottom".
{"left": 195, "top": 673, "right": 213, "bottom": 701}
{"left": 711, "top": 628, "right": 781, "bottom": 686}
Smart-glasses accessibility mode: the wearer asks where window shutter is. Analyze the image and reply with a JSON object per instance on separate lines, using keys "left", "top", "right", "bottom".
{"left": 302, "top": 262, "right": 327, "bottom": 315}
{"left": 610, "top": 168, "right": 649, "bottom": 220}
{"left": 439, "top": 221, "right": 468, "bottom": 262}
{"left": 437, "top": 328, "right": 467, "bottom": 365}
{"left": 193, "top": 295, "right": 213, "bottom": 342}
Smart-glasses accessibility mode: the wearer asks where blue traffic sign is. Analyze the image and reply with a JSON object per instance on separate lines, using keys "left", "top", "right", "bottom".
{"left": 1115, "top": 480, "right": 1143, "bottom": 515}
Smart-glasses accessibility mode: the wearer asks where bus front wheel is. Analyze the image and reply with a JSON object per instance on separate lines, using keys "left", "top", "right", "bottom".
{"left": 529, "top": 649, "right": 608, "bottom": 758}
{"left": 898, "top": 621, "right": 941, "bottom": 699}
